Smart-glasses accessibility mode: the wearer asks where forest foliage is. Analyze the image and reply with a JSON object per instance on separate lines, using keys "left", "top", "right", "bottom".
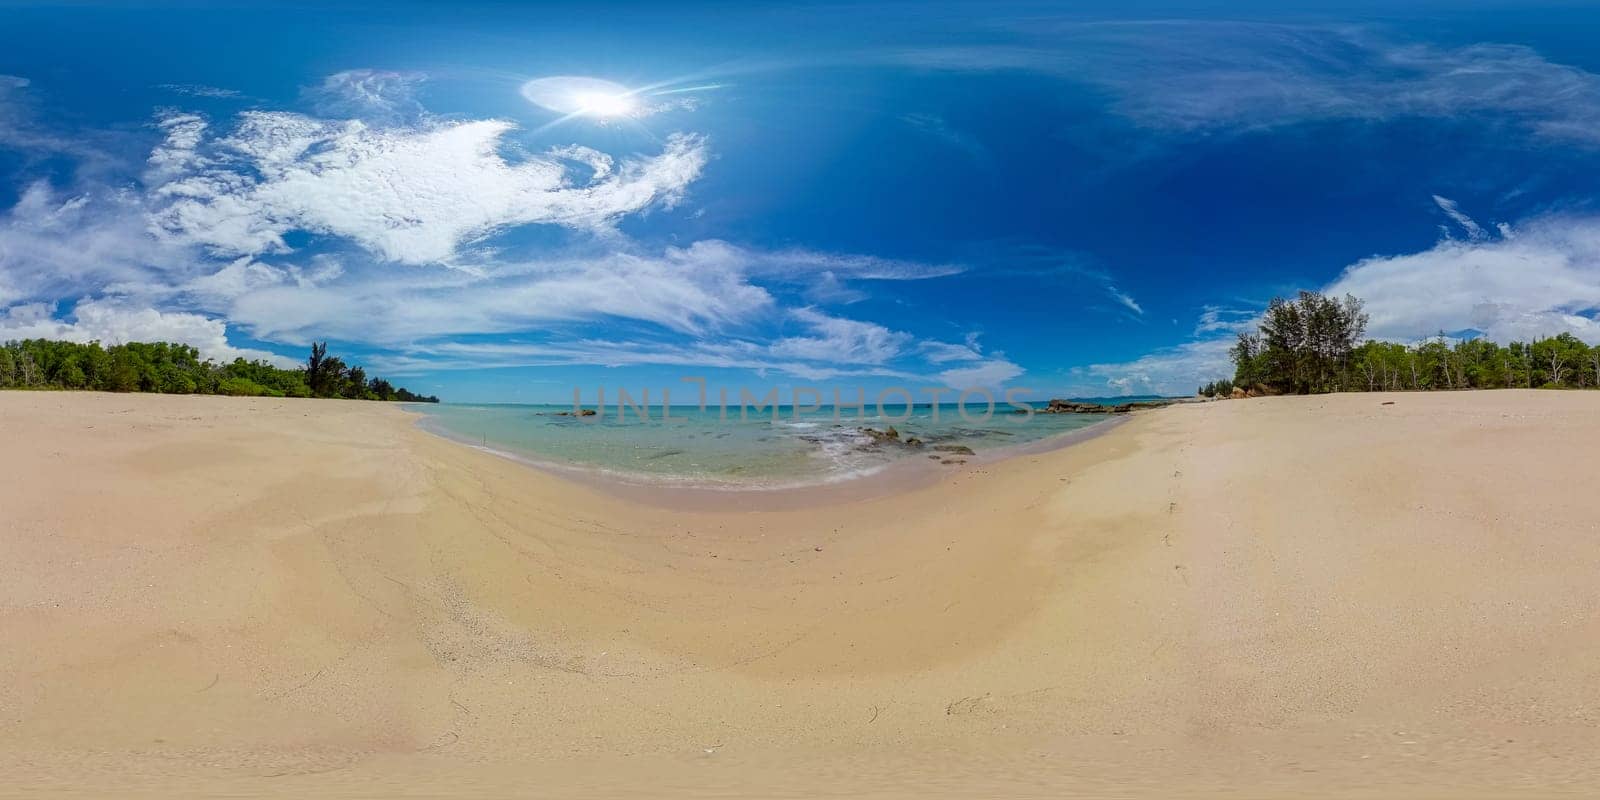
{"left": 1219, "top": 290, "right": 1600, "bottom": 395}
{"left": 0, "top": 339, "right": 439, "bottom": 402}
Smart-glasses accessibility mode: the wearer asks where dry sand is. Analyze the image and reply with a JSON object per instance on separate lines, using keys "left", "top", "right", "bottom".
{"left": 2, "top": 389, "right": 1598, "bottom": 797}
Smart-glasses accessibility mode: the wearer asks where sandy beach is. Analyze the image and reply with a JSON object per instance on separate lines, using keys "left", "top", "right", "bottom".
{"left": 3, "top": 390, "right": 1599, "bottom": 797}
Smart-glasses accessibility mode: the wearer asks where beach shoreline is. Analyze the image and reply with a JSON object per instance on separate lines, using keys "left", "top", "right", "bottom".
{"left": 4, "top": 389, "right": 1600, "bottom": 797}
{"left": 405, "top": 401, "right": 1133, "bottom": 511}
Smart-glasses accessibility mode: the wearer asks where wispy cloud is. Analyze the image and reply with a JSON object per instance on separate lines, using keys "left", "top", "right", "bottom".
{"left": 157, "top": 83, "right": 243, "bottom": 99}
{"left": 1193, "top": 304, "right": 1259, "bottom": 336}
{"left": 1066, "top": 336, "right": 1236, "bottom": 397}
{"left": 1431, "top": 194, "right": 1487, "bottom": 241}
{"left": 1107, "top": 286, "right": 1143, "bottom": 316}
{"left": 303, "top": 69, "right": 427, "bottom": 122}
{"left": 981, "top": 245, "right": 1144, "bottom": 319}
{"left": 895, "top": 22, "right": 1600, "bottom": 145}
{"left": 0, "top": 75, "right": 120, "bottom": 164}
{"left": 901, "top": 112, "right": 989, "bottom": 162}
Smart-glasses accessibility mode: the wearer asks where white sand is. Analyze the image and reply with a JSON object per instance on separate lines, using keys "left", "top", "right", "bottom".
{"left": 2, "top": 389, "right": 1598, "bottom": 797}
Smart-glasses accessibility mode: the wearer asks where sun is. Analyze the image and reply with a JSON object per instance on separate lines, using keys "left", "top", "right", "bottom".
{"left": 521, "top": 76, "right": 640, "bottom": 120}
{"left": 569, "top": 89, "right": 637, "bottom": 119}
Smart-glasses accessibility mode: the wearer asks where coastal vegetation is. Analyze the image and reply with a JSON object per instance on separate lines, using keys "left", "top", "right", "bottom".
{"left": 1227, "top": 291, "right": 1600, "bottom": 394}
{"left": 0, "top": 339, "right": 439, "bottom": 402}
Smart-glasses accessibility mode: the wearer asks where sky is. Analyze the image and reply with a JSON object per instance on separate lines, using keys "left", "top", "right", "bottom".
{"left": 4, "top": 1, "right": 1600, "bottom": 402}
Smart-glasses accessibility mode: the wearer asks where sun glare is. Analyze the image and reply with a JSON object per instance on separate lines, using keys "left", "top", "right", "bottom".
{"left": 521, "top": 76, "right": 640, "bottom": 120}
{"left": 570, "top": 90, "right": 637, "bottom": 118}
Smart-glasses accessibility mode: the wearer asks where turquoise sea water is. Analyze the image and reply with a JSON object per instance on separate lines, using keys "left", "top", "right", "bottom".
{"left": 409, "top": 397, "right": 1170, "bottom": 489}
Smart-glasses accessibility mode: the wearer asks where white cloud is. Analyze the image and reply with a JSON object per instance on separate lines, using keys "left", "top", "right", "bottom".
{"left": 1071, "top": 337, "right": 1236, "bottom": 397}
{"left": 305, "top": 69, "right": 426, "bottom": 122}
{"left": 919, "top": 339, "right": 982, "bottom": 363}
{"left": 767, "top": 308, "right": 910, "bottom": 365}
{"left": 158, "top": 83, "right": 243, "bottom": 99}
{"left": 0, "top": 181, "right": 184, "bottom": 301}
{"left": 1078, "top": 212, "right": 1600, "bottom": 397}
{"left": 1108, "top": 285, "right": 1143, "bottom": 315}
{"left": 207, "top": 242, "right": 781, "bottom": 346}
{"left": 938, "top": 357, "right": 1023, "bottom": 390}
{"left": 146, "top": 112, "right": 210, "bottom": 181}
{"left": 899, "top": 23, "right": 1600, "bottom": 145}
{"left": 1432, "top": 195, "right": 1486, "bottom": 240}
{"left": 1193, "top": 304, "right": 1258, "bottom": 336}
{"left": 0, "top": 74, "right": 69, "bottom": 154}
{"left": 1327, "top": 214, "right": 1600, "bottom": 344}
{"left": 149, "top": 111, "right": 709, "bottom": 264}
{"left": 368, "top": 337, "right": 924, "bottom": 382}
{"left": 740, "top": 245, "right": 966, "bottom": 282}
{"left": 0, "top": 70, "right": 966, "bottom": 386}
{"left": 0, "top": 299, "right": 295, "bottom": 366}
{"left": 352, "top": 305, "right": 994, "bottom": 386}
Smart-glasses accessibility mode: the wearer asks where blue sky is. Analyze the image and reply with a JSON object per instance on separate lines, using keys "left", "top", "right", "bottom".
{"left": 4, "top": 1, "right": 1600, "bottom": 402}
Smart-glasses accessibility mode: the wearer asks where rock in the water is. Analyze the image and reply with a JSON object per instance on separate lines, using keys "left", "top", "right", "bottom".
{"left": 933, "top": 444, "right": 975, "bottom": 455}
{"left": 859, "top": 426, "right": 905, "bottom": 444}
{"left": 1026, "top": 398, "right": 1176, "bottom": 414}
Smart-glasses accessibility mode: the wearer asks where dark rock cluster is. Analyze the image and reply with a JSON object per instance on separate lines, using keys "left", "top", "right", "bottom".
{"left": 1027, "top": 398, "right": 1175, "bottom": 415}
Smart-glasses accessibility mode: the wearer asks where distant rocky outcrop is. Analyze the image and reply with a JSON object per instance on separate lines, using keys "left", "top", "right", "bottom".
{"left": 554, "top": 408, "right": 598, "bottom": 417}
{"left": 1022, "top": 398, "right": 1177, "bottom": 415}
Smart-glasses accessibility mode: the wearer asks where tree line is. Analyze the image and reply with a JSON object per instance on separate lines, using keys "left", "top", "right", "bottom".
{"left": 0, "top": 339, "right": 439, "bottom": 402}
{"left": 1216, "top": 290, "right": 1600, "bottom": 394}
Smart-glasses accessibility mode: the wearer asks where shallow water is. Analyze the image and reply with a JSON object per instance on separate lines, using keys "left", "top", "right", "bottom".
{"left": 408, "top": 398, "right": 1167, "bottom": 488}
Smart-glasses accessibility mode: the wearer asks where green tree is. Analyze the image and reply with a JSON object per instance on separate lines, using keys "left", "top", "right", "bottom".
{"left": 1236, "top": 291, "right": 1368, "bottom": 394}
{"left": 1529, "top": 333, "right": 1588, "bottom": 387}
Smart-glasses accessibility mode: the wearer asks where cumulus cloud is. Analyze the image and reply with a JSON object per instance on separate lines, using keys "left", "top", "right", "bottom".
{"left": 0, "top": 299, "right": 294, "bottom": 366}
{"left": 148, "top": 111, "right": 709, "bottom": 264}
{"left": 1080, "top": 211, "right": 1600, "bottom": 396}
{"left": 1, "top": 69, "right": 965, "bottom": 385}
{"left": 1327, "top": 214, "right": 1600, "bottom": 344}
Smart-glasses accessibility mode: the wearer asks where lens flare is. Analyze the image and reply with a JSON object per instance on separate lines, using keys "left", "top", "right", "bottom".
{"left": 520, "top": 76, "right": 639, "bottom": 119}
